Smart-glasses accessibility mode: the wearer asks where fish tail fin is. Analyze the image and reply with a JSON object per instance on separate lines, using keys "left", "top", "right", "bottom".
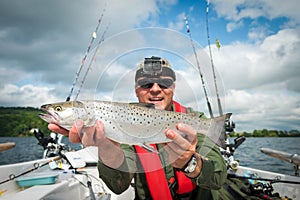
{"left": 206, "top": 113, "right": 232, "bottom": 148}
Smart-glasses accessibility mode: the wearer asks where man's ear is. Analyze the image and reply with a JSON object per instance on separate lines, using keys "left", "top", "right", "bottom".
{"left": 135, "top": 86, "right": 139, "bottom": 98}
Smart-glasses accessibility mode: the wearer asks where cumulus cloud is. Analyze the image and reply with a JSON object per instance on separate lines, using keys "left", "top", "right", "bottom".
{"left": 0, "top": 84, "right": 61, "bottom": 107}
{"left": 211, "top": 0, "right": 300, "bottom": 23}
{"left": 226, "top": 89, "right": 300, "bottom": 131}
{"left": 213, "top": 28, "right": 300, "bottom": 91}
{"left": 0, "top": 0, "right": 299, "bottom": 132}
{"left": 168, "top": 13, "right": 186, "bottom": 31}
{"left": 210, "top": 27, "right": 300, "bottom": 131}
{"left": 211, "top": 0, "right": 300, "bottom": 39}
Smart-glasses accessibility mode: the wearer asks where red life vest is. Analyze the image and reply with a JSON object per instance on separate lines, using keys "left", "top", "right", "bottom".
{"left": 134, "top": 101, "right": 197, "bottom": 200}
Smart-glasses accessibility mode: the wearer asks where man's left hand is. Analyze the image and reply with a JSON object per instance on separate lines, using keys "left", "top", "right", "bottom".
{"left": 163, "top": 123, "right": 202, "bottom": 177}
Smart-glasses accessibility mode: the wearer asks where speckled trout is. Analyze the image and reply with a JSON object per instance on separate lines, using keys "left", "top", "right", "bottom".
{"left": 39, "top": 100, "right": 231, "bottom": 146}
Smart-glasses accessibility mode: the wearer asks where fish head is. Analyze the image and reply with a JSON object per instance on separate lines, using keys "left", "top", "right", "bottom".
{"left": 39, "top": 101, "right": 89, "bottom": 129}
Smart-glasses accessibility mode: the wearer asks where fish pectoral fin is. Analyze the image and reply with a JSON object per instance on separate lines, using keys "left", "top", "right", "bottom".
{"left": 129, "top": 102, "right": 156, "bottom": 109}
{"left": 138, "top": 143, "right": 159, "bottom": 153}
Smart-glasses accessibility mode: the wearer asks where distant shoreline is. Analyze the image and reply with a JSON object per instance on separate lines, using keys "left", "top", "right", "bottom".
{"left": 1, "top": 107, "right": 299, "bottom": 137}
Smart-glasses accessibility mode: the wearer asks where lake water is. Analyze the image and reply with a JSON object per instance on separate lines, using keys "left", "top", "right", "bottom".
{"left": 0, "top": 137, "right": 81, "bottom": 165}
{"left": 229, "top": 137, "right": 300, "bottom": 176}
{"left": 0, "top": 137, "right": 299, "bottom": 176}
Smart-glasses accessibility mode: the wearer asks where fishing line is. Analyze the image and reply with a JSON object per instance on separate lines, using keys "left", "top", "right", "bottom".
{"left": 66, "top": 4, "right": 107, "bottom": 101}
{"left": 184, "top": 16, "right": 214, "bottom": 118}
{"left": 206, "top": 1, "right": 223, "bottom": 115}
{"left": 74, "top": 23, "right": 110, "bottom": 101}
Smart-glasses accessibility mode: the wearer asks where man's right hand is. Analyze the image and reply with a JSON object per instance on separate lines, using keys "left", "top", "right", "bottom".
{"left": 48, "top": 122, "right": 81, "bottom": 143}
{"left": 48, "top": 120, "right": 125, "bottom": 168}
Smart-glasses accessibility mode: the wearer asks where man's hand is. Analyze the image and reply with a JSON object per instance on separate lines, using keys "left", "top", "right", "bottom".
{"left": 48, "top": 120, "right": 124, "bottom": 168}
{"left": 163, "top": 123, "right": 202, "bottom": 178}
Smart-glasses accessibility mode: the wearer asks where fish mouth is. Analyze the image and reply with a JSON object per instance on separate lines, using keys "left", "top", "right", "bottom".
{"left": 39, "top": 107, "right": 59, "bottom": 124}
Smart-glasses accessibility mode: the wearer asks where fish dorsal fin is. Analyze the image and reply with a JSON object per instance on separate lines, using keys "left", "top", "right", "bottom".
{"left": 129, "top": 102, "right": 156, "bottom": 109}
{"left": 138, "top": 143, "right": 159, "bottom": 153}
{"left": 185, "top": 112, "right": 198, "bottom": 117}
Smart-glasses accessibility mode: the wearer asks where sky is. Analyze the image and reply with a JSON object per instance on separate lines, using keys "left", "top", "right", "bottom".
{"left": 0, "top": 0, "right": 299, "bottom": 132}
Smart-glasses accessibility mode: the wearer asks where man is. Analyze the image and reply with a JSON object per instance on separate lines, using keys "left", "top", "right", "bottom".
{"left": 49, "top": 56, "right": 227, "bottom": 199}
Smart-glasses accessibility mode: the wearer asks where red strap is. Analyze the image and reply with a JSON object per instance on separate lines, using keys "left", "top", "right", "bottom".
{"left": 173, "top": 101, "right": 197, "bottom": 194}
{"left": 173, "top": 100, "right": 187, "bottom": 113}
{"left": 135, "top": 144, "right": 172, "bottom": 200}
{"left": 134, "top": 101, "right": 196, "bottom": 199}
{"left": 175, "top": 170, "right": 197, "bottom": 194}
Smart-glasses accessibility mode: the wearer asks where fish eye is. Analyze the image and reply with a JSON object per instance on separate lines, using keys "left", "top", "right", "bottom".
{"left": 55, "top": 106, "right": 62, "bottom": 112}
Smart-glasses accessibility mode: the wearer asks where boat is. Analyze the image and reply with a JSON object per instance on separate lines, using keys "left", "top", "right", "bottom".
{"left": 0, "top": 128, "right": 299, "bottom": 199}
{"left": 221, "top": 135, "right": 300, "bottom": 199}
{"left": 0, "top": 142, "right": 15, "bottom": 152}
{"left": 0, "top": 6, "right": 299, "bottom": 199}
{"left": 0, "top": 134, "right": 135, "bottom": 200}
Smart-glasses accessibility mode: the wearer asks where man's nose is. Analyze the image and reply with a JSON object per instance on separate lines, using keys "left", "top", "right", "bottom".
{"left": 150, "top": 83, "right": 162, "bottom": 91}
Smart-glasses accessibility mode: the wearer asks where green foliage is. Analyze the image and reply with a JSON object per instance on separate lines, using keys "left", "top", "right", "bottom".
{"left": 230, "top": 129, "right": 300, "bottom": 137}
{"left": 0, "top": 107, "right": 50, "bottom": 137}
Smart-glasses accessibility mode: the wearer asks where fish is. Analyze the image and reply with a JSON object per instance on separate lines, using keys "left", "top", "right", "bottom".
{"left": 39, "top": 100, "right": 231, "bottom": 147}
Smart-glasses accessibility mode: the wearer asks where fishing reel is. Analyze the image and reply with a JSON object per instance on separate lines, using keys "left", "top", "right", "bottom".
{"left": 43, "top": 140, "right": 72, "bottom": 159}
{"left": 33, "top": 129, "right": 57, "bottom": 149}
{"left": 222, "top": 117, "right": 245, "bottom": 171}
{"left": 225, "top": 118, "right": 235, "bottom": 133}
{"left": 33, "top": 129, "right": 72, "bottom": 159}
{"left": 240, "top": 171, "right": 281, "bottom": 199}
{"left": 250, "top": 182, "right": 274, "bottom": 196}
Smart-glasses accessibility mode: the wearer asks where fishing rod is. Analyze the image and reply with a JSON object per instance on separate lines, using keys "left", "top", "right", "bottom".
{"left": 228, "top": 174, "right": 300, "bottom": 185}
{"left": 206, "top": 1, "right": 223, "bottom": 116}
{"left": 66, "top": 5, "right": 107, "bottom": 102}
{"left": 184, "top": 16, "right": 214, "bottom": 118}
{"left": 74, "top": 23, "right": 110, "bottom": 100}
{"left": 260, "top": 148, "right": 300, "bottom": 166}
{"left": 0, "top": 156, "right": 61, "bottom": 185}
{"left": 261, "top": 147, "right": 300, "bottom": 176}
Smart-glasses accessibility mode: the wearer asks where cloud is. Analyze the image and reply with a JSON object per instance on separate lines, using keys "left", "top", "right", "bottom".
{"left": 0, "top": 0, "right": 299, "bottom": 132}
{"left": 226, "top": 21, "right": 244, "bottom": 32}
{"left": 213, "top": 28, "right": 300, "bottom": 91}
{"left": 226, "top": 89, "right": 300, "bottom": 131}
{"left": 248, "top": 26, "right": 269, "bottom": 42}
{"left": 0, "top": 0, "right": 160, "bottom": 102}
{"left": 211, "top": 0, "right": 300, "bottom": 23}
{"left": 209, "top": 27, "right": 300, "bottom": 131}
{"left": 0, "top": 0, "right": 159, "bottom": 78}
{"left": 0, "top": 84, "right": 61, "bottom": 107}
{"left": 211, "top": 0, "right": 300, "bottom": 37}
{"left": 168, "top": 13, "right": 185, "bottom": 31}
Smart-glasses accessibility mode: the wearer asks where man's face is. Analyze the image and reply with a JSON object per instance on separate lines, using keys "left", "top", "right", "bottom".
{"left": 135, "top": 76, "right": 175, "bottom": 111}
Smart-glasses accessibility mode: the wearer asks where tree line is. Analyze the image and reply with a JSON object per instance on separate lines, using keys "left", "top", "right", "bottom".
{"left": 0, "top": 107, "right": 50, "bottom": 137}
{"left": 0, "top": 107, "right": 299, "bottom": 137}
{"left": 230, "top": 129, "right": 300, "bottom": 137}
